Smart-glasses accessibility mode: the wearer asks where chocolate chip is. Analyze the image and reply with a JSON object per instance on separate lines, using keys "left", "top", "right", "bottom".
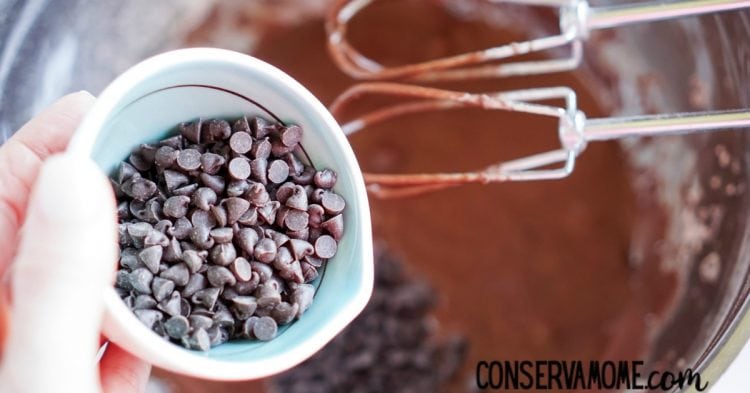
{"left": 234, "top": 275, "right": 259, "bottom": 295}
{"left": 127, "top": 222, "right": 152, "bottom": 248}
{"left": 301, "top": 261, "right": 318, "bottom": 283}
{"left": 226, "top": 179, "right": 250, "bottom": 197}
{"left": 163, "top": 195, "right": 190, "bottom": 219}
{"left": 123, "top": 177, "right": 158, "bottom": 201}
{"left": 285, "top": 210, "right": 309, "bottom": 231}
{"left": 193, "top": 187, "right": 217, "bottom": 211}
{"left": 180, "top": 120, "right": 202, "bottom": 143}
{"left": 251, "top": 138, "right": 272, "bottom": 159}
{"left": 129, "top": 268, "right": 154, "bottom": 294}
{"left": 116, "top": 162, "right": 139, "bottom": 184}
{"left": 284, "top": 154, "right": 305, "bottom": 178}
{"left": 228, "top": 157, "right": 252, "bottom": 180}
{"left": 251, "top": 261, "right": 274, "bottom": 282}
{"left": 288, "top": 239, "right": 315, "bottom": 260}
{"left": 242, "top": 316, "right": 259, "bottom": 338}
{"left": 210, "top": 243, "right": 237, "bottom": 266}
{"left": 200, "top": 173, "right": 225, "bottom": 194}
{"left": 247, "top": 182, "right": 270, "bottom": 206}
{"left": 271, "top": 139, "right": 293, "bottom": 157}
{"left": 200, "top": 152, "right": 226, "bottom": 175}
{"left": 165, "top": 315, "right": 190, "bottom": 339}
{"left": 253, "top": 316, "right": 278, "bottom": 341}
{"left": 160, "top": 135, "right": 183, "bottom": 150}
{"left": 291, "top": 166, "right": 316, "bottom": 185}
{"left": 251, "top": 117, "right": 274, "bottom": 139}
{"left": 119, "top": 248, "right": 140, "bottom": 270}
{"left": 158, "top": 291, "right": 183, "bottom": 317}
{"left": 151, "top": 277, "right": 175, "bottom": 302}
{"left": 321, "top": 191, "right": 346, "bottom": 215}
{"left": 314, "top": 169, "right": 338, "bottom": 189}
{"left": 138, "top": 246, "right": 163, "bottom": 274}
{"left": 227, "top": 258, "right": 252, "bottom": 282}
{"left": 190, "top": 225, "right": 214, "bottom": 250}
{"left": 213, "top": 308, "right": 234, "bottom": 330}
{"left": 307, "top": 204, "right": 325, "bottom": 228}
{"left": 154, "top": 146, "right": 179, "bottom": 168}
{"left": 141, "top": 199, "right": 163, "bottom": 224}
{"left": 279, "top": 260, "right": 304, "bottom": 284}
{"left": 186, "top": 328, "right": 210, "bottom": 351}
{"left": 224, "top": 197, "right": 250, "bottom": 225}
{"left": 273, "top": 247, "right": 294, "bottom": 269}
{"left": 237, "top": 208, "right": 258, "bottom": 226}
{"left": 172, "top": 183, "right": 199, "bottom": 196}
{"left": 291, "top": 284, "right": 315, "bottom": 317}
{"left": 285, "top": 185, "right": 308, "bottom": 211}
{"left": 315, "top": 235, "right": 338, "bottom": 259}
{"left": 272, "top": 302, "right": 299, "bottom": 325}
{"left": 233, "top": 116, "right": 251, "bottom": 133}
{"left": 210, "top": 227, "right": 234, "bottom": 244}
{"left": 191, "top": 209, "right": 217, "bottom": 229}
{"left": 208, "top": 325, "right": 230, "bottom": 347}
{"left": 310, "top": 188, "right": 325, "bottom": 204}
{"left": 303, "top": 254, "right": 324, "bottom": 268}
{"left": 129, "top": 152, "right": 152, "bottom": 172}
{"left": 203, "top": 119, "right": 232, "bottom": 142}
{"left": 268, "top": 160, "right": 289, "bottom": 184}
{"left": 134, "top": 294, "right": 157, "bottom": 310}
{"left": 256, "top": 283, "right": 282, "bottom": 308}
{"left": 171, "top": 217, "right": 193, "bottom": 240}
{"left": 177, "top": 149, "right": 202, "bottom": 171}
{"left": 231, "top": 296, "right": 258, "bottom": 320}
{"left": 321, "top": 214, "right": 344, "bottom": 240}
{"left": 265, "top": 229, "right": 290, "bottom": 247}
{"left": 254, "top": 238, "right": 277, "bottom": 263}
{"left": 229, "top": 131, "right": 253, "bottom": 154}
{"left": 211, "top": 204, "right": 229, "bottom": 227}
{"left": 181, "top": 249, "right": 205, "bottom": 273}
{"left": 182, "top": 273, "right": 208, "bottom": 298}
{"left": 236, "top": 228, "right": 260, "bottom": 255}
{"left": 160, "top": 263, "right": 190, "bottom": 286}
{"left": 279, "top": 125, "right": 302, "bottom": 147}
{"left": 258, "top": 201, "right": 280, "bottom": 225}
{"left": 189, "top": 315, "right": 213, "bottom": 331}
{"left": 207, "top": 266, "right": 237, "bottom": 287}
{"left": 116, "top": 270, "right": 133, "bottom": 290}
{"left": 192, "top": 287, "right": 221, "bottom": 310}
{"left": 250, "top": 158, "right": 268, "bottom": 184}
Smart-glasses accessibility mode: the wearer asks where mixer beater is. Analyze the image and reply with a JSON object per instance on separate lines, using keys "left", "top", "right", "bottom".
{"left": 326, "top": 0, "right": 750, "bottom": 197}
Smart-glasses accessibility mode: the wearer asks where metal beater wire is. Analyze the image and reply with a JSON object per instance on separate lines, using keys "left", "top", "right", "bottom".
{"left": 326, "top": 0, "right": 750, "bottom": 80}
{"left": 331, "top": 83, "right": 750, "bottom": 197}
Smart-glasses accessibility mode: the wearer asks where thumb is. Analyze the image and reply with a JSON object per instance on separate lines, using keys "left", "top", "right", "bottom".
{"left": 0, "top": 154, "right": 117, "bottom": 392}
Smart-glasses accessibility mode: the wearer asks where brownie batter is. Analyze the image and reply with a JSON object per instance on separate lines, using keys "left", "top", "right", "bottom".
{"left": 160, "top": 1, "right": 679, "bottom": 391}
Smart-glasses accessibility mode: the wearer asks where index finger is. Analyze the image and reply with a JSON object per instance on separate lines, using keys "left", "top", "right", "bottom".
{"left": 0, "top": 91, "right": 95, "bottom": 272}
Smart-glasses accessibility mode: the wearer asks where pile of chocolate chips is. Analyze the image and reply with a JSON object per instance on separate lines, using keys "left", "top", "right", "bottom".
{"left": 112, "top": 117, "right": 345, "bottom": 351}
{"left": 271, "top": 247, "right": 467, "bottom": 393}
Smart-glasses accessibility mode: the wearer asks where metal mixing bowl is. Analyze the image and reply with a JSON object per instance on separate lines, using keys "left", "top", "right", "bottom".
{"left": 2, "top": 0, "right": 749, "bottom": 389}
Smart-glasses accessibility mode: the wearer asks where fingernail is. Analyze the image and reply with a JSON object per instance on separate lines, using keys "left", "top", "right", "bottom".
{"left": 33, "top": 154, "right": 109, "bottom": 223}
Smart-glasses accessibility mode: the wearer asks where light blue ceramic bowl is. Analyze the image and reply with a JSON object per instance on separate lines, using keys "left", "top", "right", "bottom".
{"left": 67, "top": 48, "right": 373, "bottom": 380}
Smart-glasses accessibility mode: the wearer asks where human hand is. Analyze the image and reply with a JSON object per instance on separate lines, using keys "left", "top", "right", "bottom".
{"left": 0, "top": 92, "right": 151, "bottom": 392}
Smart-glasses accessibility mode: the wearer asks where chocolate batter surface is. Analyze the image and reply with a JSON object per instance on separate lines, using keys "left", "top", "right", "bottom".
{"left": 159, "top": 1, "right": 678, "bottom": 391}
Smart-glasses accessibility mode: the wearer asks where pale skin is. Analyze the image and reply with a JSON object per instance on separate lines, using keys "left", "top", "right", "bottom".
{"left": 0, "top": 92, "right": 150, "bottom": 392}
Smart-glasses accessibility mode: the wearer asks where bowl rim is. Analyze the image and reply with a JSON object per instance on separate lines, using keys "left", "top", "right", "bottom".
{"left": 67, "top": 47, "right": 374, "bottom": 380}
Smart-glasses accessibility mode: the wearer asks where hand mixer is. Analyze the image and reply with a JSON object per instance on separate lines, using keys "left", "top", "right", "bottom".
{"left": 325, "top": 0, "right": 750, "bottom": 198}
